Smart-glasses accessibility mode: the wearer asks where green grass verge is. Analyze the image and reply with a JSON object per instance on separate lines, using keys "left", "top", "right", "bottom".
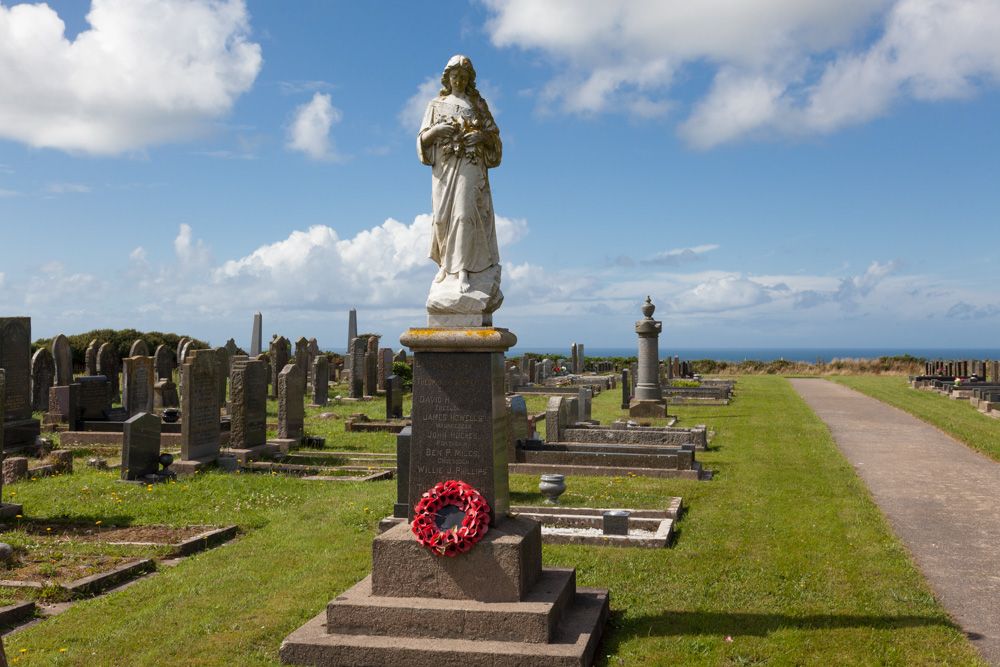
{"left": 828, "top": 376, "right": 1000, "bottom": 462}
{"left": 4, "top": 377, "right": 984, "bottom": 665}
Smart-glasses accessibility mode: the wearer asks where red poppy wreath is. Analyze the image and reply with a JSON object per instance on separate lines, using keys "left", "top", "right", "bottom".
{"left": 411, "top": 480, "right": 491, "bottom": 557}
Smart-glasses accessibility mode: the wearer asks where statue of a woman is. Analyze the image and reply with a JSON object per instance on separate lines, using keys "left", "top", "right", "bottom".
{"left": 418, "top": 55, "right": 503, "bottom": 324}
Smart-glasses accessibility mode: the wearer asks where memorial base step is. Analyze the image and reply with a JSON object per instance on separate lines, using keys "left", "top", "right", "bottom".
{"left": 279, "top": 586, "right": 608, "bottom": 667}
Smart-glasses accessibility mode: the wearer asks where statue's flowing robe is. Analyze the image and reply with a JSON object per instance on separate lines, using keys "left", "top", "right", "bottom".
{"left": 417, "top": 95, "right": 502, "bottom": 275}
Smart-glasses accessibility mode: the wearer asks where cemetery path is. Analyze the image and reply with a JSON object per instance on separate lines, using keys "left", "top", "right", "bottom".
{"left": 790, "top": 378, "right": 1000, "bottom": 666}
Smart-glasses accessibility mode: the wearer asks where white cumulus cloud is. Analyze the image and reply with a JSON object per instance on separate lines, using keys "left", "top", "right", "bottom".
{"left": 0, "top": 0, "right": 262, "bottom": 154}
{"left": 286, "top": 93, "right": 345, "bottom": 162}
{"left": 483, "top": 0, "right": 1000, "bottom": 147}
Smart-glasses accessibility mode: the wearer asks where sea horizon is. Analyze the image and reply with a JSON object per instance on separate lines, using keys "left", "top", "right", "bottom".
{"left": 503, "top": 347, "right": 1000, "bottom": 363}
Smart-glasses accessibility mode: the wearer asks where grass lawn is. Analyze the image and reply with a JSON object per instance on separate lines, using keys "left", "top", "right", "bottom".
{"left": 3, "top": 377, "right": 984, "bottom": 665}
{"left": 828, "top": 376, "right": 1000, "bottom": 463}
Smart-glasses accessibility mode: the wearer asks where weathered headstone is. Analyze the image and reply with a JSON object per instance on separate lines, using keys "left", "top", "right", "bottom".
{"left": 294, "top": 337, "right": 309, "bottom": 394}
{"left": 121, "top": 412, "right": 161, "bottom": 480}
{"left": 52, "top": 334, "right": 73, "bottom": 386}
{"left": 577, "top": 343, "right": 585, "bottom": 374}
{"left": 250, "top": 311, "right": 263, "bottom": 358}
{"left": 176, "top": 337, "right": 189, "bottom": 365}
{"left": 578, "top": 386, "right": 592, "bottom": 422}
{"left": 214, "top": 347, "right": 230, "bottom": 412}
{"left": 45, "top": 385, "right": 79, "bottom": 430}
{"left": 278, "top": 364, "right": 304, "bottom": 441}
{"left": 97, "top": 342, "right": 120, "bottom": 406}
{"left": 621, "top": 369, "right": 630, "bottom": 409}
{"left": 180, "top": 349, "right": 221, "bottom": 461}
{"left": 394, "top": 348, "right": 407, "bottom": 365}
{"left": 31, "top": 347, "right": 55, "bottom": 412}
{"left": 1, "top": 317, "right": 40, "bottom": 446}
{"left": 349, "top": 337, "right": 364, "bottom": 399}
{"left": 311, "top": 356, "right": 329, "bottom": 407}
{"left": 129, "top": 339, "right": 149, "bottom": 358}
{"left": 269, "top": 336, "right": 290, "bottom": 399}
{"left": 307, "top": 338, "right": 320, "bottom": 378}
{"left": 507, "top": 394, "right": 528, "bottom": 462}
{"left": 386, "top": 374, "right": 402, "bottom": 418}
{"left": 154, "top": 345, "right": 173, "bottom": 382}
{"left": 85, "top": 339, "right": 99, "bottom": 377}
{"left": 77, "top": 376, "right": 110, "bottom": 420}
{"left": 229, "top": 359, "right": 267, "bottom": 449}
{"left": 570, "top": 343, "right": 578, "bottom": 374}
{"left": 122, "top": 356, "right": 155, "bottom": 417}
{"left": 364, "top": 349, "right": 377, "bottom": 396}
{"left": 378, "top": 348, "right": 393, "bottom": 391}
{"left": 225, "top": 338, "right": 238, "bottom": 357}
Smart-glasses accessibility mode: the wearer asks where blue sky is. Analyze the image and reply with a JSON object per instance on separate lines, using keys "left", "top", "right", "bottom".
{"left": 1, "top": 0, "right": 998, "bottom": 353}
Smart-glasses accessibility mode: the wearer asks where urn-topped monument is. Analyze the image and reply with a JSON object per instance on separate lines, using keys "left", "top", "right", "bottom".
{"left": 280, "top": 56, "right": 608, "bottom": 667}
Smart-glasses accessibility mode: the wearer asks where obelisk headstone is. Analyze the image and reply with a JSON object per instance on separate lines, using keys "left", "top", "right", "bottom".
{"left": 250, "top": 311, "right": 263, "bottom": 358}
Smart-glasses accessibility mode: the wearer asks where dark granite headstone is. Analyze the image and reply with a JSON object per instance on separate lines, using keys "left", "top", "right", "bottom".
{"left": 180, "top": 349, "right": 220, "bottom": 460}
{"left": 278, "top": 364, "right": 304, "bottom": 441}
{"left": 230, "top": 359, "right": 267, "bottom": 448}
{"left": 76, "top": 376, "right": 110, "bottom": 420}
{"left": 0, "top": 318, "right": 32, "bottom": 421}
{"left": 349, "top": 337, "right": 365, "bottom": 399}
{"left": 507, "top": 395, "right": 528, "bottom": 462}
{"left": 407, "top": 351, "right": 509, "bottom": 526}
{"left": 52, "top": 334, "right": 73, "bottom": 386}
{"left": 96, "top": 342, "right": 120, "bottom": 405}
{"left": 122, "top": 356, "right": 154, "bottom": 417}
{"left": 386, "top": 374, "right": 403, "bottom": 419}
{"left": 121, "top": 412, "right": 161, "bottom": 480}
{"left": 31, "top": 347, "right": 55, "bottom": 412}
{"left": 311, "top": 356, "right": 329, "bottom": 407}
{"left": 621, "top": 369, "right": 630, "bottom": 409}
{"left": 393, "top": 426, "right": 411, "bottom": 519}
{"left": 364, "top": 351, "right": 378, "bottom": 397}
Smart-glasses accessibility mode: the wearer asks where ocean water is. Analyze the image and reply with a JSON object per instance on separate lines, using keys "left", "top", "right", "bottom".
{"left": 508, "top": 348, "right": 1000, "bottom": 363}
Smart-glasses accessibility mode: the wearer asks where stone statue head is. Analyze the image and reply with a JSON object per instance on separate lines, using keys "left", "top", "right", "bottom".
{"left": 440, "top": 54, "right": 480, "bottom": 99}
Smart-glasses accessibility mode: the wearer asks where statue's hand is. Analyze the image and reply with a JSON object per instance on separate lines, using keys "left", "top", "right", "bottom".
{"left": 428, "top": 123, "right": 456, "bottom": 143}
{"left": 463, "top": 131, "right": 483, "bottom": 147}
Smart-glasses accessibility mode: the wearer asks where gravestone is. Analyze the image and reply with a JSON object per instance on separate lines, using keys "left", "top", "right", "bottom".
{"left": 52, "top": 334, "right": 73, "bottom": 386}
{"left": 269, "top": 336, "right": 290, "bottom": 399}
{"left": 630, "top": 297, "right": 667, "bottom": 417}
{"left": 180, "top": 349, "right": 220, "bottom": 461}
{"left": 294, "top": 337, "right": 309, "bottom": 395}
{"left": 230, "top": 359, "right": 267, "bottom": 449}
{"left": 278, "top": 364, "right": 304, "bottom": 441}
{"left": 225, "top": 338, "right": 238, "bottom": 357}
{"left": 364, "top": 350, "right": 378, "bottom": 397}
{"left": 129, "top": 339, "right": 149, "bottom": 358}
{"left": 121, "top": 412, "right": 161, "bottom": 480}
{"left": 507, "top": 394, "right": 529, "bottom": 462}
{"left": 122, "top": 356, "right": 154, "bottom": 417}
{"left": 154, "top": 345, "right": 173, "bottom": 382}
{"left": 386, "top": 374, "right": 403, "bottom": 418}
{"left": 77, "top": 376, "right": 110, "bottom": 420}
{"left": 31, "top": 347, "right": 55, "bottom": 412}
{"left": 529, "top": 359, "right": 536, "bottom": 384}
{"left": 250, "top": 312, "right": 263, "bottom": 357}
{"left": 579, "top": 386, "right": 592, "bottom": 422}
{"left": 311, "top": 356, "right": 329, "bottom": 407}
{"left": 349, "top": 337, "right": 364, "bottom": 398}
{"left": 577, "top": 343, "right": 585, "bottom": 374}
{"left": 307, "top": 338, "right": 319, "bottom": 378}
{"left": 214, "top": 347, "right": 230, "bottom": 412}
{"left": 393, "top": 426, "right": 411, "bottom": 518}
{"left": 378, "top": 348, "right": 393, "bottom": 391}
{"left": 85, "top": 338, "right": 99, "bottom": 376}
{"left": 176, "top": 337, "right": 189, "bottom": 365}
{"left": 394, "top": 348, "right": 407, "bottom": 365}
{"left": 45, "top": 385, "right": 80, "bottom": 430}
{"left": 96, "top": 342, "right": 120, "bottom": 406}
{"left": 570, "top": 343, "right": 578, "bottom": 374}
{"left": 1, "top": 317, "right": 40, "bottom": 445}
{"left": 621, "top": 369, "right": 630, "bottom": 409}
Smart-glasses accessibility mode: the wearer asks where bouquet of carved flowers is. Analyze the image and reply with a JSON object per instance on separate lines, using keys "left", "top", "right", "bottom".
{"left": 438, "top": 115, "right": 483, "bottom": 163}
{"left": 411, "top": 479, "right": 490, "bottom": 557}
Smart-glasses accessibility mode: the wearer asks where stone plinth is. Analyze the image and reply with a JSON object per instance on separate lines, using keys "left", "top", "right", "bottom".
{"left": 401, "top": 327, "right": 515, "bottom": 526}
